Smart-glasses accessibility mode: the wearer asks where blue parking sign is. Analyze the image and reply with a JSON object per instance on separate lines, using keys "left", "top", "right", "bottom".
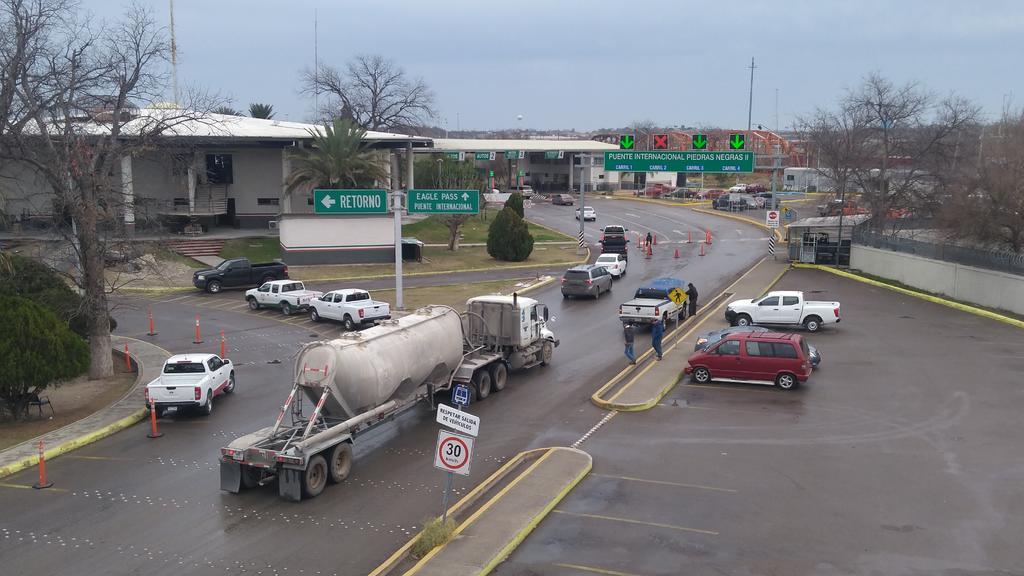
{"left": 453, "top": 384, "right": 471, "bottom": 407}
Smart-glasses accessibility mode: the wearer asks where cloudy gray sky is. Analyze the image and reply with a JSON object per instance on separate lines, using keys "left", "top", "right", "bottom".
{"left": 89, "top": 0, "right": 1022, "bottom": 131}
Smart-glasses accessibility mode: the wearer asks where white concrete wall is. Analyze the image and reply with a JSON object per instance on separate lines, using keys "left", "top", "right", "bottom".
{"left": 279, "top": 214, "right": 394, "bottom": 250}
{"left": 851, "top": 244, "right": 1024, "bottom": 315}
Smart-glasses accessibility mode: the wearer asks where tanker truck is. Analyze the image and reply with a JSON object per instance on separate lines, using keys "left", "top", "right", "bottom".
{"left": 219, "top": 294, "right": 557, "bottom": 501}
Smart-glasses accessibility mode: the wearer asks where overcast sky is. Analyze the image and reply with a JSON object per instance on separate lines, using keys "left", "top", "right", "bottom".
{"left": 87, "top": 0, "right": 1022, "bottom": 131}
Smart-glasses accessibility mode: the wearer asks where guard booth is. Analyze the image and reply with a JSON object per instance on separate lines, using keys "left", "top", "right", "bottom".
{"left": 785, "top": 215, "right": 870, "bottom": 265}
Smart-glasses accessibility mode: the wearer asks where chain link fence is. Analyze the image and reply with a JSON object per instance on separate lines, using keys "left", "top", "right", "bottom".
{"left": 853, "top": 228, "right": 1024, "bottom": 276}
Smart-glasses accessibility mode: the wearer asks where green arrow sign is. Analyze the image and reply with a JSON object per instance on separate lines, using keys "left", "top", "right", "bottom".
{"left": 619, "top": 134, "right": 635, "bottom": 150}
{"left": 408, "top": 189, "right": 480, "bottom": 215}
{"left": 603, "top": 151, "right": 754, "bottom": 173}
{"left": 729, "top": 133, "right": 746, "bottom": 150}
{"left": 692, "top": 134, "right": 708, "bottom": 150}
{"left": 313, "top": 189, "right": 389, "bottom": 214}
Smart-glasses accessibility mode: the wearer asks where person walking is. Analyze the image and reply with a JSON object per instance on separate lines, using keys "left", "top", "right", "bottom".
{"left": 686, "top": 282, "right": 699, "bottom": 317}
{"left": 651, "top": 318, "right": 664, "bottom": 360}
{"left": 623, "top": 322, "right": 636, "bottom": 365}
{"left": 645, "top": 231, "right": 653, "bottom": 248}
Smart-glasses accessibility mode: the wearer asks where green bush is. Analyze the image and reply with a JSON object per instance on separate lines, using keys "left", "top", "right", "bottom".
{"left": 0, "top": 296, "right": 89, "bottom": 418}
{"left": 410, "top": 516, "right": 456, "bottom": 559}
{"left": 486, "top": 207, "right": 534, "bottom": 262}
{"left": 504, "top": 192, "right": 524, "bottom": 218}
{"left": 0, "top": 254, "right": 116, "bottom": 337}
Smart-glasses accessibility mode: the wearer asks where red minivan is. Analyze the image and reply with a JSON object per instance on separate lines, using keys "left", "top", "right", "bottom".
{"left": 684, "top": 332, "right": 812, "bottom": 390}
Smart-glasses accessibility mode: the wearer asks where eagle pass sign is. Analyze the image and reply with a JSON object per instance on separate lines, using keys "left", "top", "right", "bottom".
{"left": 407, "top": 189, "right": 480, "bottom": 215}
{"left": 434, "top": 430, "right": 475, "bottom": 476}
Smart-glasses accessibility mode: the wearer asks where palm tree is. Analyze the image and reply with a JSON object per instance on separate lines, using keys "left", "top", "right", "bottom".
{"left": 285, "top": 118, "right": 390, "bottom": 201}
{"left": 213, "top": 106, "right": 244, "bottom": 116}
{"left": 249, "top": 103, "right": 274, "bottom": 119}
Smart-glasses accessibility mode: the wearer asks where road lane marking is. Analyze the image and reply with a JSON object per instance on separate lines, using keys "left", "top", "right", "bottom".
{"left": 550, "top": 510, "right": 718, "bottom": 535}
{"left": 161, "top": 294, "right": 195, "bottom": 303}
{"left": 591, "top": 473, "right": 737, "bottom": 493}
{"left": 571, "top": 411, "right": 617, "bottom": 449}
{"left": 64, "top": 455, "right": 132, "bottom": 461}
{"left": 554, "top": 563, "right": 644, "bottom": 576}
{"left": 0, "top": 482, "right": 69, "bottom": 492}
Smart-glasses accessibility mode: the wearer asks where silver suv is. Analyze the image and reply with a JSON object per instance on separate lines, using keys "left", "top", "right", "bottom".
{"left": 561, "top": 265, "right": 613, "bottom": 299}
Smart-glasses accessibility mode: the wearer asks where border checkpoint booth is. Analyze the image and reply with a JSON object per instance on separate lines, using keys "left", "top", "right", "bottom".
{"left": 785, "top": 214, "right": 871, "bottom": 266}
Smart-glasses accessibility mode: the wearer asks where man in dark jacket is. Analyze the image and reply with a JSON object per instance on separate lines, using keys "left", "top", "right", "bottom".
{"left": 623, "top": 322, "right": 636, "bottom": 365}
{"left": 651, "top": 318, "right": 664, "bottom": 360}
{"left": 686, "top": 283, "right": 698, "bottom": 317}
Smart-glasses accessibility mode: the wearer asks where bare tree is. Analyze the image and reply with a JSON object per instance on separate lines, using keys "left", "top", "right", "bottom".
{"left": 795, "top": 106, "right": 872, "bottom": 196}
{"left": 0, "top": 0, "right": 220, "bottom": 378}
{"left": 301, "top": 54, "right": 436, "bottom": 132}
{"left": 414, "top": 157, "right": 483, "bottom": 250}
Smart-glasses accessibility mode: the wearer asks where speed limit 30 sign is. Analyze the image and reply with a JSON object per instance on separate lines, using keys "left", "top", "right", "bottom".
{"left": 434, "top": 430, "right": 475, "bottom": 476}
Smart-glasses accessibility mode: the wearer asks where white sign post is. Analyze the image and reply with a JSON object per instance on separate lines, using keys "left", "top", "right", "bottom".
{"left": 766, "top": 210, "right": 781, "bottom": 228}
{"left": 436, "top": 403, "right": 480, "bottom": 437}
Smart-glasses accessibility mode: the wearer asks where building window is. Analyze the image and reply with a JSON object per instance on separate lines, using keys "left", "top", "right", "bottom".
{"left": 257, "top": 198, "right": 280, "bottom": 207}
{"left": 206, "top": 154, "right": 233, "bottom": 184}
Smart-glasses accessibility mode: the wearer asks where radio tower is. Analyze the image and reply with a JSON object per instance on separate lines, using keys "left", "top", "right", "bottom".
{"left": 170, "top": 0, "right": 179, "bottom": 106}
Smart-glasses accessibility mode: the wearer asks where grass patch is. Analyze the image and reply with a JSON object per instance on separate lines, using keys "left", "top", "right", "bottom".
{"left": 373, "top": 279, "right": 530, "bottom": 310}
{"left": 219, "top": 237, "right": 281, "bottom": 263}
{"left": 402, "top": 209, "right": 572, "bottom": 244}
{"left": 410, "top": 516, "right": 457, "bottom": 559}
{"left": 289, "top": 244, "right": 582, "bottom": 282}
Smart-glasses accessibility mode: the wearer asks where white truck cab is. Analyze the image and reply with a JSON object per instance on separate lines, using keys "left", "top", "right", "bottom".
{"left": 725, "top": 290, "right": 841, "bottom": 332}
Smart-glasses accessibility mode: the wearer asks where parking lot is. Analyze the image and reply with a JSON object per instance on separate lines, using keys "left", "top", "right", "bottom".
{"left": 497, "top": 268, "right": 1024, "bottom": 575}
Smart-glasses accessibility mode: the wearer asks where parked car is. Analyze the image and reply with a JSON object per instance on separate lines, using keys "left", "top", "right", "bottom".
{"left": 595, "top": 252, "right": 628, "bottom": 278}
{"left": 598, "top": 225, "right": 629, "bottom": 260}
{"left": 561, "top": 264, "right": 613, "bottom": 299}
{"left": 745, "top": 184, "right": 767, "bottom": 194}
{"left": 713, "top": 195, "right": 754, "bottom": 211}
{"left": 193, "top": 257, "right": 288, "bottom": 293}
{"left": 694, "top": 325, "right": 821, "bottom": 367}
{"left": 245, "top": 280, "right": 322, "bottom": 315}
{"left": 145, "top": 354, "right": 234, "bottom": 416}
{"left": 703, "top": 189, "right": 727, "bottom": 199}
{"left": 684, "top": 332, "right": 813, "bottom": 390}
{"left": 309, "top": 289, "right": 391, "bottom": 330}
{"left": 508, "top": 185, "right": 535, "bottom": 198}
{"left": 575, "top": 206, "right": 597, "bottom": 221}
{"left": 725, "top": 290, "right": 841, "bottom": 332}
{"left": 618, "top": 277, "right": 688, "bottom": 325}
{"left": 552, "top": 194, "right": 575, "bottom": 206}
{"left": 729, "top": 184, "right": 748, "bottom": 193}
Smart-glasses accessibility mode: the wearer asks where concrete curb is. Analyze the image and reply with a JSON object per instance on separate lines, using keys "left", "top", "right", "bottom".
{"left": 0, "top": 336, "right": 171, "bottom": 479}
{"left": 792, "top": 263, "right": 1024, "bottom": 330}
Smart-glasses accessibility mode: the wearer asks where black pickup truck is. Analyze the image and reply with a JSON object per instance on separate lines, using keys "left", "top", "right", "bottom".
{"left": 193, "top": 257, "right": 288, "bottom": 293}
{"left": 598, "top": 225, "right": 630, "bottom": 260}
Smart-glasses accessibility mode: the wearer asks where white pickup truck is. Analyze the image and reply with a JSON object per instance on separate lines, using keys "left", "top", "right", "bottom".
{"left": 246, "top": 280, "right": 322, "bottom": 315}
{"left": 725, "top": 290, "right": 841, "bottom": 332}
{"left": 308, "top": 289, "right": 391, "bottom": 330}
{"left": 618, "top": 277, "right": 688, "bottom": 325}
{"left": 145, "top": 354, "right": 234, "bottom": 417}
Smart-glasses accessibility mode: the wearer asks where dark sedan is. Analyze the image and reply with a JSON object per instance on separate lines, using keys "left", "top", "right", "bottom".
{"left": 695, "top": 326, "right": 821, "bottom": 367}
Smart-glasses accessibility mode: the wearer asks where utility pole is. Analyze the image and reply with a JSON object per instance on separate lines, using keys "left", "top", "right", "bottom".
{"left": 314, "top": 8, "right": 319, "bottom": 116}
{"left": 169, "top": 0, "right": 179, "bottom": 105}
{"left": 747, "top": 57, "right": 756, "bottom": 132}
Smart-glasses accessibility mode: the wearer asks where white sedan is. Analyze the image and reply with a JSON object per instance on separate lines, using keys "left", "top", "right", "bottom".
{"left": 575, "top": 206, "right": 596, "bottom": 221}
{"left": 595, "top": 253, "right": 628, "bottom": 278}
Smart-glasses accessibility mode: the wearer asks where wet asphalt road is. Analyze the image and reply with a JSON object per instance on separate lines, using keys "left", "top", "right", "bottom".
{"left": 0, "top": 198, "right": 765, "bottom": 575}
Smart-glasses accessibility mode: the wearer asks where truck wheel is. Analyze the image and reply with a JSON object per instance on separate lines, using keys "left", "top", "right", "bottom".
{"left": 692, "top": 367, "right": 711, "bottom": 384}
{"left": 473, "top": 370, "right": 492, "bottom": 400}
{"left": 240, "top": 465, "right": 261, "bottom": 489}
{"left": 247, "top": 297, "right": 260, "bottom": 310}
{"left": 343, "top": 315, "right": 356, "bottom": 331}
{"left": 280, "top": 301, "right": 292, "bottom": 316}
{"left": 200, "top": 391, "right": 213, "bottom": 416}
{"left": 804, "top": 316, "right": 822, "bottom": 332}
{"left": 736, "top": 314, "right": 752, "bottom": 327}
{"left": 225, "top": 372, "right": 236, "bottom": 394}
{"left": 776, "top": 372, "right": 798, "bottom": 390}
{"left": 327, "top": 443, "right": 353, "bottom": 484}
{"left": 302, "top": 455, "right": 328, "bottom": 498}
{"left": 489, "top": 363, "right": 508, "bottom": 392}
{"left": 540, "top": 341, "right": 554, "bottom": 366}
{"left": 310, "top": 308, "right": 321, "bottom": 322}
{"left": 206, "top": 280, "right": 222, "bottom": 294}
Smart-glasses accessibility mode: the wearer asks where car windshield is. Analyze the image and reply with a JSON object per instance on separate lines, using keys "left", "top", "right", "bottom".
{"left": 604, "top": 227, "right": 625, "bottom": 235}
{"left": 164, "top": 361, "right": 206, "bottom": 374}
{"left": 596, "top": 256, "right": 616, "bottom": 263}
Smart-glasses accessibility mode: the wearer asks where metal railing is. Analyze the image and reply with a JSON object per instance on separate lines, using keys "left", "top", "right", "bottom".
{"left": 853, "top": 228, "right": 1024, "bottom": 276}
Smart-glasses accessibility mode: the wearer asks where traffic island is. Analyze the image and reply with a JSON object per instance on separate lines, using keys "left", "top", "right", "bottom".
{"left": 371, "top": 447, "right": 592, "bottom": 576}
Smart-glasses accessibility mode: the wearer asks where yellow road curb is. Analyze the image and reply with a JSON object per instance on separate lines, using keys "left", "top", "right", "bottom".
{"left": 792, "top": 264, "right": 1024, "bottom": 330}
{"left": 690, "top": 207, "right": 784, "bottom": 242}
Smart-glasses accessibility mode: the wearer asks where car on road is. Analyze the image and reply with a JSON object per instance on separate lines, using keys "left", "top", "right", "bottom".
{"left": 193, "top": 257, "right": 288, "bottom": 293}
{"left": 725, "top": 290, "right": 841, "bottom": 332}
{"left": 309, "top": 289, "right": 392, "bottom": 330}
{"left": 561, "top": 264, "right": 613, "bottom": 299}
{"left": 552, "top": 194, "right": 575, "bottom": 206}
{"left": 684, "top": 331, "right": 812, "bottom": 390}
{"left": 618, "top": 277, "right": 688, "bottom": 325}
{"left": 598, "top": 225, "right": 629, "bottom": 260}
{"left": 508, "top": 185, "right": 535, "bottom": 198}
{"left": 246, "top": 280, "right": 322, "bottom": 315}
{"left": 595, "top": 253, "right": 628, "bottom": 278}
{"left": 145, "top": 353, "right": 234, "bottom": 416}
{"left": 694, "top": 325, "right": 821, "bottom": 367}
{"left": 575, "top": 206, "right": 596, "bottom": 221}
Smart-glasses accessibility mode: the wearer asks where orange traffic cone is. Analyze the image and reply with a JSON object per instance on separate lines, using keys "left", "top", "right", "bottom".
{"left": 687, "top": 231, "right": 692, "bottom": 244}
{"left": 699, "top": 243, "right": 705, "bottom": 256}
{"left": 32, "top": 439, "right": 53, "bottom": 489}
{"left": 653, "top": 234, "right": 658, "bottom": 246}
{"left": 674, "top": 248, "right": 680, "bottom": 258}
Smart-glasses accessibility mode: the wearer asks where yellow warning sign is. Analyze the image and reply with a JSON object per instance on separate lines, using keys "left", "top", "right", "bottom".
{"left": 668, "top": 287, "right": 687, "bottom": 305}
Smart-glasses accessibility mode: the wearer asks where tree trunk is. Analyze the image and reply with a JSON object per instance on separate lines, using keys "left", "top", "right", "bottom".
{"left": 77, "top": 187, "right": 114, "bottom": 380}
{"left": 448, "top": 222, "right": 459, "bottom": 251}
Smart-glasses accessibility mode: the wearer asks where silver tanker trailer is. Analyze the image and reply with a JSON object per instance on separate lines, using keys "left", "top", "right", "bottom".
{"left": 219, "top": 294, "right": 557, "bottom": 501}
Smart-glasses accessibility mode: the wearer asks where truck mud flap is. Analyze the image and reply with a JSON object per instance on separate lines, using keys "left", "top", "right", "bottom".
{"left": 220, "top": 461, "right": 242, "bottom": 494}
{"left": 279, "top": 468, "right": 303, "bottom": 502}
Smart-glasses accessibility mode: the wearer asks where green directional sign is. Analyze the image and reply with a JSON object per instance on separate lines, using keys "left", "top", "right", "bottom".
{"left": 692, "top": 134, "right": 708, "bottom": 150}
{"left": 475, "top": 152, "right": 495, "bottom": 161}
{"left": 408, "top": 189, "right": 480, "bottom": 214}
{"left": 504, "top": 150, "right": 525, "bottom": 160}
{"left": 729, "top": 133, "right": 746, "bottom": 150}
{"left": 544, "top": 150, "right": 564, "bottom": 159}
{"left": 313, "top": 189, "right": 389, "bottom": 214}
{"left": 445, "top": 151, "right": 465, "bottom": 161}
{"left": 619, "top": 134, "right": 635, "bottom": 150}
{"left": 603, "top": 151, "right": 754, "bottom": 173}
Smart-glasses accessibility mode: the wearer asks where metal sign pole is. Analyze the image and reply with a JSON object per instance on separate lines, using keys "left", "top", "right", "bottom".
{"left": 440, "top": 400, "right": 466, "bottom": 523}
{"left": 393, "top": 189, "right": 404, "bottom": 311}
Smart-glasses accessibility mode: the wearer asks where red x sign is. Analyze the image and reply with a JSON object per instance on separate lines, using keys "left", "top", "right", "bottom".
{"left": 652, "top": 134, "right": 669, "bottom": 149}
